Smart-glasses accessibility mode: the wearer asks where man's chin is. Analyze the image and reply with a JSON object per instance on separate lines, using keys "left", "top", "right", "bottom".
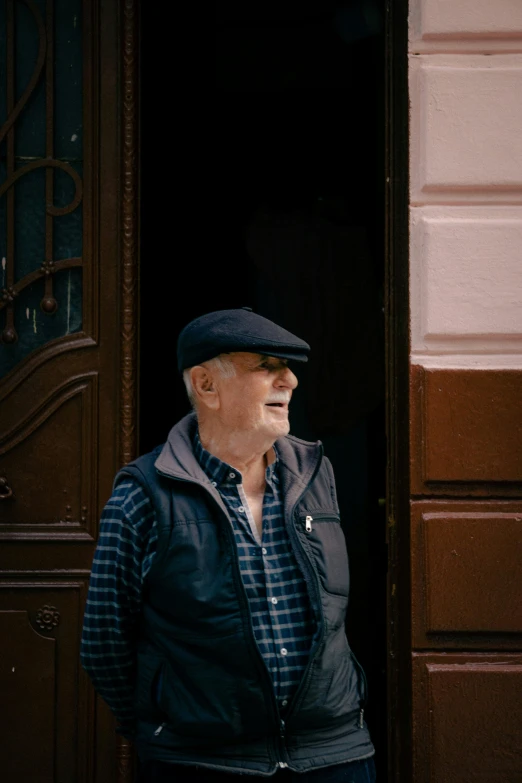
{"left": 267, "top": 420, "right": 290, "bottom": 439}
{"left": 256, "top": 413, "right": 290, "bottom": 441}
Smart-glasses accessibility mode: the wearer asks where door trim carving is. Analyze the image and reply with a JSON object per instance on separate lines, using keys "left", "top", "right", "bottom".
{"left": 117, "top": 0, "right": 140, "bottom": 780}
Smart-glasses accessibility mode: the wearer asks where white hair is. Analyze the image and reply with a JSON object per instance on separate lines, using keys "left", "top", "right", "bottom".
{"left": 183, "top": 354, "right": 236, "bottom": 409}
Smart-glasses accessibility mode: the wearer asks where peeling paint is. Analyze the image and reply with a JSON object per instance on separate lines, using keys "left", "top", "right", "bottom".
{"left": 73, "top": 15, "right": 77, "bottom": 27}
{"left": 12, "top": 667, "right": 15, "bottom": 673}
{"left": 26, "top": 307, "right": 30, "bottom": 319}
{"left": 71, "top": 133, "right": 78, "bottom": 142}
{"left": 33, "top": 309, "right": 37, "bottom": 334}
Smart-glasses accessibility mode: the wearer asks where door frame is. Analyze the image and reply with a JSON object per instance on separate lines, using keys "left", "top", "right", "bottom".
{"left": 384, "top": 0, "right": 411, "bottom": 781}
{"left": 117, "top": 1, "right": 412, "bottom": 780}
{"left": 115, "top": 0, "right": 140, "bottom": 780}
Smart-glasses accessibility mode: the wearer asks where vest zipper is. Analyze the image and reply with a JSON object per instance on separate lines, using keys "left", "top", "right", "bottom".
{"left": 155, "top": 470, "right": 284, "bottom": 768}
{"left": 215, "top": 498, "right": 288, "bottom": 767}
{"left": 302, "top": 512, "right": 341, "bottom": 533}
{"left": 279, "top": 452, "right": 327, "bottom": 723}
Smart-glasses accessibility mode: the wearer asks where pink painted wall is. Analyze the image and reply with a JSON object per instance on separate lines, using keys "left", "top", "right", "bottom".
{"left": 409, "top": 1, "right": 522, "bottom": 368}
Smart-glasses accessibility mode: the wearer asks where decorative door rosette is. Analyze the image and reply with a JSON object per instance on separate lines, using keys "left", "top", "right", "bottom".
{"left": 35, "top": 603, "right": 61, "bottom": 631}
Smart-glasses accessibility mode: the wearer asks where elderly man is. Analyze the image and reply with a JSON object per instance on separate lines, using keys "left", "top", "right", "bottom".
{"left": 81, "top": 308, "right": 375, "bottom": 782}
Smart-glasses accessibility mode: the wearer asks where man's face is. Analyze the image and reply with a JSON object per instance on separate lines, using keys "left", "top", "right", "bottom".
{"left": 212, "top": 352, "right": 298, "bottom": 440}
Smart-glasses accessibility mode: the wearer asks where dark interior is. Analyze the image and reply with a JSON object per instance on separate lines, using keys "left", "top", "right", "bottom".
{"left": 140, "top": 1, "right": 387, "bottom": 776}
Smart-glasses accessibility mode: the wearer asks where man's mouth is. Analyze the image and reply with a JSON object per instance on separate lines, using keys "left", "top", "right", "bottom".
{"left": 265, "top": 402, "right": 289, "bottom": 409}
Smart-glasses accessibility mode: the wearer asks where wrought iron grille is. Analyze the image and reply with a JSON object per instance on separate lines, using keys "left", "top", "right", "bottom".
{"left": 0, "top": 0, "right": 83, "bottom": 378}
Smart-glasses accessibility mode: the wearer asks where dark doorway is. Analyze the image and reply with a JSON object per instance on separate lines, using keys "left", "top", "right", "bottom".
{"left": 140, "top": 0, "right": 387, "bottom": 776}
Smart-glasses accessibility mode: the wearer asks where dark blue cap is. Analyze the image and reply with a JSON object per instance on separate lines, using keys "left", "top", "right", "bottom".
{"left": 177, "top": 307, "right": 310, "bottom": 372}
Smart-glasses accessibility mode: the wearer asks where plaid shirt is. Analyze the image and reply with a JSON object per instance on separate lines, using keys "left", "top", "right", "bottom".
{"left": 81, "top": 431, "right": 315, "bottom": 736}
{"left": 193, "top": 432, "right": 315, "bottom": 710}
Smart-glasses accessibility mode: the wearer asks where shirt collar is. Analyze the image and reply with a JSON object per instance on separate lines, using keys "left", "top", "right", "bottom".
{"left": 193, "top": 428, "right": 279, "bottom": 487}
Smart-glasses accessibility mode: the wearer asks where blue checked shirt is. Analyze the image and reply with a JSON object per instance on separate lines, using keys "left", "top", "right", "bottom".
{"left": 81, "top": 430, "right": 315, "bottom": 736}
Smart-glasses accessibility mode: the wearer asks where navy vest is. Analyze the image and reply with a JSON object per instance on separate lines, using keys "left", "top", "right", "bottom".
{"left": 120, "top": 414, "right": 374, "bottom": 774}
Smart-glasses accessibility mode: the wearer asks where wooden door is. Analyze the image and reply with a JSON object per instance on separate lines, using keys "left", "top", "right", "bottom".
{"left": 0, "top": 1, "right": 138, "bottom": 781}
{"left": 406, "top": 373, "right": 522, "bottom": 782}
{"left": 385, "top": 0, "right": 522, "bottom": 780}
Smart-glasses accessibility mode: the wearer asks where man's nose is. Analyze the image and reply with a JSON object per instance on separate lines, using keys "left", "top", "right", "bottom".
{"left": 276, "top": 367, "right": 298, "bottom": 390}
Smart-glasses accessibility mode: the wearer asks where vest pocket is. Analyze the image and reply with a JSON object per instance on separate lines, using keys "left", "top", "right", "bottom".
{"left": 299, "top": 513, "right": 350, "bottom": 598}
{"left": 158, "top": 661, "right": 242, "bottom": 741}
{"left": 316, "top": 637, "right": 362, "bottom": 720}
{"left": 135, "top": 651, "right": 167, "bottom": 723}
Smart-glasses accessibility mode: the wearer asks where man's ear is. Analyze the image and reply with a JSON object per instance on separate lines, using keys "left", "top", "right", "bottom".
{"left": 190, "top": 365, "right": 220, "bottom": 410}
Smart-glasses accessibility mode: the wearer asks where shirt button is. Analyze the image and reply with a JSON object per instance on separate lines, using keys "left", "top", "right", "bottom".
{"left": 281, "top": 648, "right": 288, "bottom": 656}
{"left": 211, "top": 481, "right": 217, "bottom": 487}
{"left": 229, "top": 472, "right": 236, "bottom": 479}
{"left": 262, "top": 547, "right": 267, "bottom": 555}
{"left": 281, "top": 700, "right": 288, "bottom": 707}
{"left": 271, "top": 597, "right": 278, "bottom": 605}
{"left": 238, "top": 506, "right": 245, "bottom": 513}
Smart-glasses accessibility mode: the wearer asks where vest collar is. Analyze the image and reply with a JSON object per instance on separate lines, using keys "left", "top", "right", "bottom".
{"left": 154, "top": 412, "right": 323, "bottom": 509}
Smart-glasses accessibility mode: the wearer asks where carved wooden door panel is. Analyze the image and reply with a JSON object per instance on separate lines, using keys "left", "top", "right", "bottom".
{"left": 406, "top": 371, "right": 522, "bottom": 782}
{"left": 383, "top": 1, "right": 522, "bottom": 779}
{"left": 0, "top": 1, "right": 138, "bottom": 781}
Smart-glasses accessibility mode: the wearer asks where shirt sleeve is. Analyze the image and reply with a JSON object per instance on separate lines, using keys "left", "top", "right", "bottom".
{"left": 80, "top": 476, "right": 158, "bottom": 739}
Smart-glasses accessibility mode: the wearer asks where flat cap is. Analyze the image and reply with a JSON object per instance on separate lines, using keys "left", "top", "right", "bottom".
{"left": 177, "top": 307, "right": 310, "bottom": 372}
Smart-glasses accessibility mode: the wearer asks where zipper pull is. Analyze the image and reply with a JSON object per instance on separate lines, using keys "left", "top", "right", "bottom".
{"left": 359, "top": 708, "right": 364, "bottom": 729}
{"left": 153, "top": 722, "right": 166, "bottom": 736}
{"left": 305, "top": 515, "right": 313, "bottom": 533}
